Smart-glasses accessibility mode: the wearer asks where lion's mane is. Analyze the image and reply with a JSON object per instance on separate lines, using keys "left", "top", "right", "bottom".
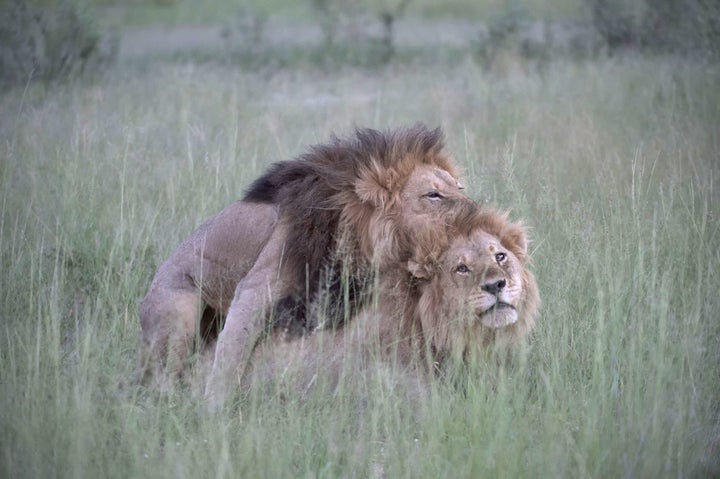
{"left": 244, "top": 125, "right": 461, "bottom": 331}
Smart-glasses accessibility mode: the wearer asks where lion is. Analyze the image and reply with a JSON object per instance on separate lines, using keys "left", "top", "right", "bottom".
{"left": 137, "top": 125, "right": 474, "bottom": 402}
{"left": 242, "top": 203, "right": 540, "bottom": 395}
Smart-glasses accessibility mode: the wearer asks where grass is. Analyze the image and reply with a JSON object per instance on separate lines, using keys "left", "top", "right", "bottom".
{"left": 1, "top": 39, "right": 719, "bottom": 478}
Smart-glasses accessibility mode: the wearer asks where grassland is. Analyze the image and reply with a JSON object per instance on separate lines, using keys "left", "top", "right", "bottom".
{"left": 1, "top": 10, "right": 719, "bottom": 477}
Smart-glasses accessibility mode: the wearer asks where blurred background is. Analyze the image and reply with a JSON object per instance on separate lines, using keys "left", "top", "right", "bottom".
{"left": 2, "top": 0, "right": 719, "bottom": 85}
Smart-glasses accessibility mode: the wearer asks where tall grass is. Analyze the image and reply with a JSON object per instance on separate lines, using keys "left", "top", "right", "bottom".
{"left": 1, "top": 54, "right": 718, "bottom": 477}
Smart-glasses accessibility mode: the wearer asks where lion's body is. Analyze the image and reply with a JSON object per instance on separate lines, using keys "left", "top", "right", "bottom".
{"left": 137, "top": 126, "right": 474, "bottom": 405}
{"left": 138, "top": 201, "right": 278, "bottom": 385}
{"left": 244, "top": 207, "right": 540, "bottom": 395}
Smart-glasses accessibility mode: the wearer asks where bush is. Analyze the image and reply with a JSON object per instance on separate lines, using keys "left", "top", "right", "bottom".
{"left": 309, "top": 0, "right": 412, "bottom": 64}
{"left": 0, "top": 0, "right": 111, "bottom": 87}
{"left": 473, "top": 4, "right": 597, "bottom": 76}
{"left": 220, "top": 2, "right": 268, "bottom": 63}
{"left": 588, "top": 0, "right": 720, "bottom": 56}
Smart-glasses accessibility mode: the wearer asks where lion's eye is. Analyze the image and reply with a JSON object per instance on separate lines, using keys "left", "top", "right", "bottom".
{"left": 455, "top": 264, "right": 470, "bottom": 274}
{"left": 495, "top": 252, "right": 507, "bottom": 263}
{"left": 425, "top": 191, "right": 445, "bottom": 200}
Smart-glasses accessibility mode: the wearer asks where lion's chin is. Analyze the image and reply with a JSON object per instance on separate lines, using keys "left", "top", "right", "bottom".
{"left": 478, "top": 303, "right": 518, "bottom": 329}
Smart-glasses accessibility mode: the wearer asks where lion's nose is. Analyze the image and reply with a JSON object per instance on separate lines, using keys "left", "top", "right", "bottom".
{"left": 482, "top": 279, "right": 506, "bottom": 295}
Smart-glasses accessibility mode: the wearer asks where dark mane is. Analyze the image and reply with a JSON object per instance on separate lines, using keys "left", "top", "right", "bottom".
{"left": 243, "top": 125, "right": 446, "bottom": 204}
{"left": 242, "top": 124, "right": 449, "bottom": 330}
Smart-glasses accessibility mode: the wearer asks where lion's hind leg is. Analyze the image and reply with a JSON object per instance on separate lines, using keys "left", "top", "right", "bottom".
{"left": 138, "top": 286, "right": 202, "bottom": 389}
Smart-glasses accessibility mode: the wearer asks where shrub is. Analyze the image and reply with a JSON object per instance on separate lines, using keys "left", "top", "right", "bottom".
{"left": 0, "top": 0, "right": 111, "bottom": 87}
{"left": 474, "top": 1, "right": 609, "bottom": 76}
{"left": 587, "top": 0, "right": 720, "bottom": 56}
{"left": 309, "top": 0, "right": 412, "bottom": 64}
{"left": 220, "top": 3, "right": 268, "bottom": 64}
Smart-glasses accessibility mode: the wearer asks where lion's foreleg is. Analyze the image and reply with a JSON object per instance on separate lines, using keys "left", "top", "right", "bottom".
{"left": 204, "top": 224, "right": 293, "bottom": 409}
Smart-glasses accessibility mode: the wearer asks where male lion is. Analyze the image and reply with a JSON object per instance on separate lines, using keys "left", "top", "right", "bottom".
{"left": 137, "top": 125, "right": 473, "bottom": 401}
{"left": 244, "top": 204, "right": 540, "bottom": 395}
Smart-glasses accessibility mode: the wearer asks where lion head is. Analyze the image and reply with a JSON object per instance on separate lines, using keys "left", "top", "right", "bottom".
{"left": 406, "top": 207, "right": 541, "bottom": 362}
{"left": 338, "top": 127, "right": 468, "bottom": 267}
{"left": 246, "top": 124, "right": 471, "bottom": 274}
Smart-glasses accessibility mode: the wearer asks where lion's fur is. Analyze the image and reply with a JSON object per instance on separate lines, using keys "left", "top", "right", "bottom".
{"left": 245, "top": 205, "right": 540, "bottom": 394}
{"left": 138, "top": 125, "right": 473, "bottom": 395}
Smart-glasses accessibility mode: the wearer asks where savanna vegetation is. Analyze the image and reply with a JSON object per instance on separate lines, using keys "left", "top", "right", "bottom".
{"left": 1, "top": 0, "right": 719, "bottom": 477}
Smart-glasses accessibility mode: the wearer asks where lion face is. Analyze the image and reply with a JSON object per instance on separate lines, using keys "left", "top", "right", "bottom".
{"left": 412, "top": 217, "right": 540, "bottom": 357}
{"left": 441, "top": 229, "right": 525, "bottom": 329}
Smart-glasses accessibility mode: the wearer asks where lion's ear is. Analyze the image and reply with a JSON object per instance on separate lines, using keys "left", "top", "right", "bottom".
{"left": 504, "top": 223, "right": 529, "bottom": 260}
{"left": 514, "top": 230, "right": 528, "bottom": 257}
{"left": 355, "top": 177, "right": 390, "bottom": 207}
{"left": 354, "top": 161, "right": 399, "bottom": 207}
{"left": 408, "top": 259, "right": 432, "bottom": 280}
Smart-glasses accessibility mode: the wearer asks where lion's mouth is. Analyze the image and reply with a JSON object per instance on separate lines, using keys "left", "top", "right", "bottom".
{"left": 477, "top": 302, "right": 518, "bottom": 329}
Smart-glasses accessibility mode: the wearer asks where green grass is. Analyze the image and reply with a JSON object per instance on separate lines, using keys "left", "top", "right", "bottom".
{"left": 1, "top": 48, "right": 719, "bottom": 477}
